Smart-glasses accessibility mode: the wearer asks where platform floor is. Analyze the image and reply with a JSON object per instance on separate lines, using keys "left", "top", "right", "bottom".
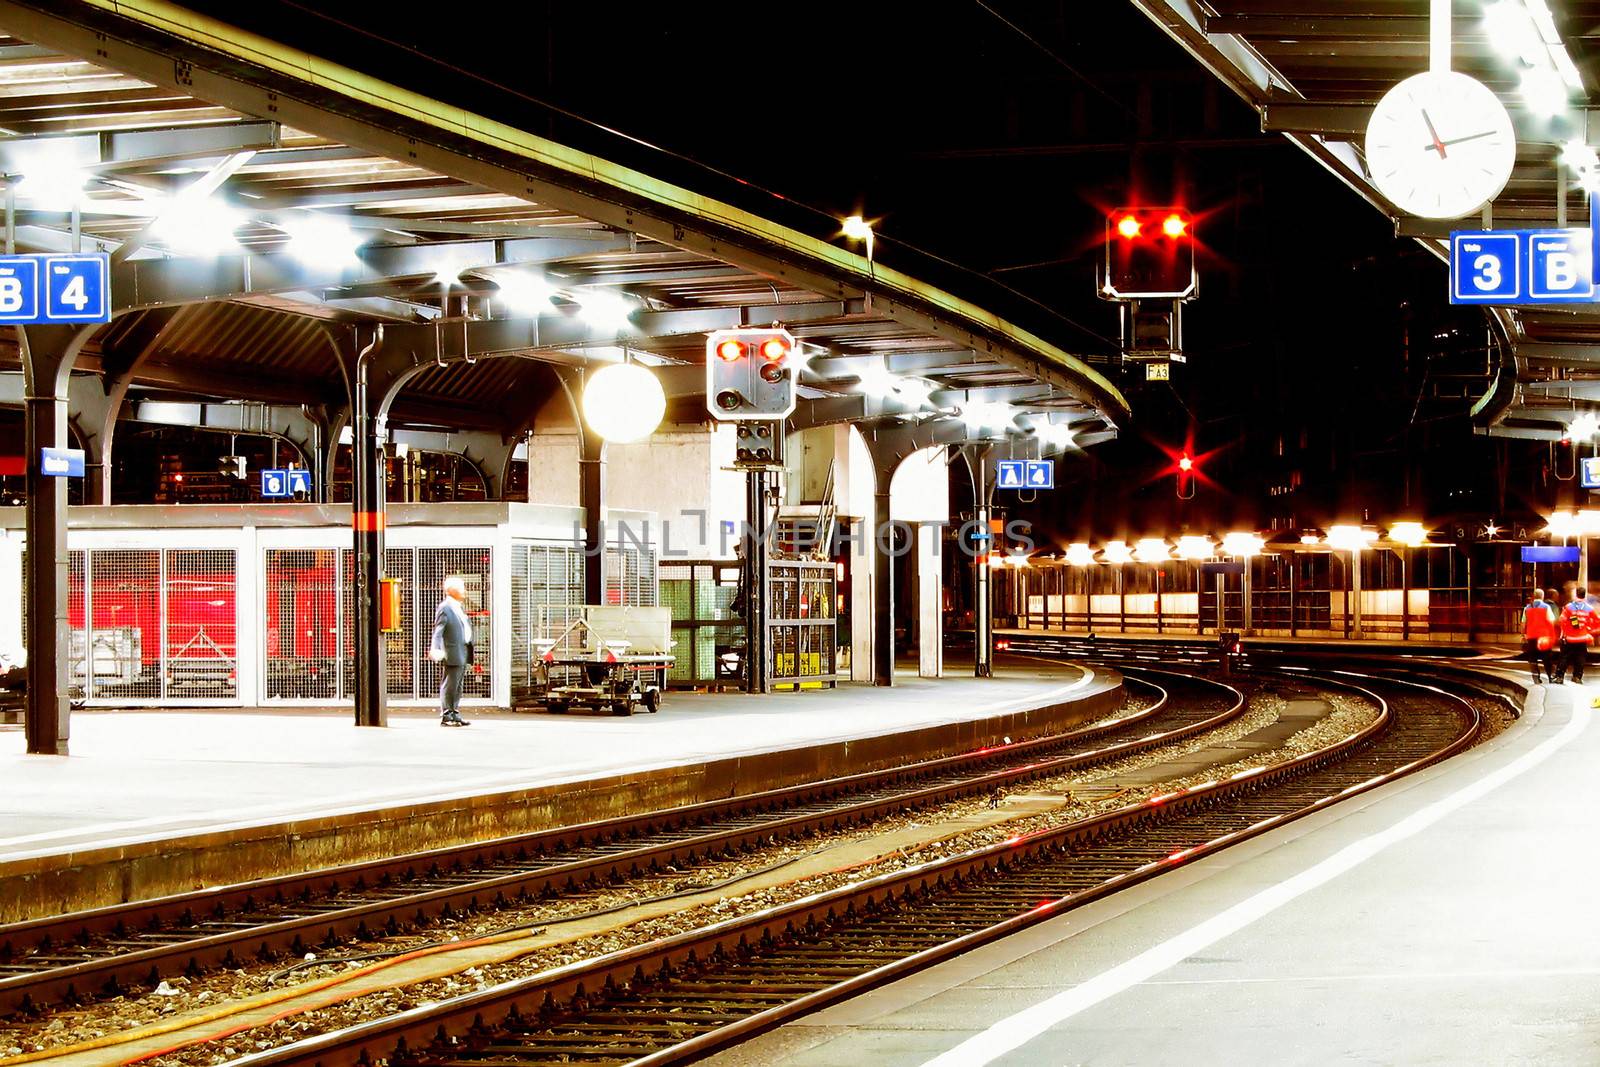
{"left": 0, "top": 661, "right": 1104, "bottom": 865}
{"left": 998, "top": 624, "right": 1516, "bottom": 657}
{"left": 709, "top": 675, "right": 1599, "bottom": 1066}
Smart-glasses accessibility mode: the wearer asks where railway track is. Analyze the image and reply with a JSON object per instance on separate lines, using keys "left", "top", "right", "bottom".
{"left": 227, "top": 667, "right": 1481, "bottom": 1067}
{"left": 0, "top": 667, "right": 1244, "bottom": 1017}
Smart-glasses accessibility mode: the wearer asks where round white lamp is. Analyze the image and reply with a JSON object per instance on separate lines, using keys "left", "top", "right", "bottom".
{"left": 581, "top": 362, "right": 665, "bottom": 444}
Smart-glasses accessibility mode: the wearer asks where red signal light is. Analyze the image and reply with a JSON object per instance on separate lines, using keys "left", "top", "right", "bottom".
{"left": 1178, "top": 454, "right": 1193, "bottom": 472}
{"left": 1162, "top": 213, "right": 1188, "bottom": 238}
{"left": 759, "top": 337, "right": 789, "bottom": 361}
{"left": 1116, "top": 215, "right": 1141, "bottom": 239}
{"left": 716, "top": 339, "right": 745, "bottom": 361}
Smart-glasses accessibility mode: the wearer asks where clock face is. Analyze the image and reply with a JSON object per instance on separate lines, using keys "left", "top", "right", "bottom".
{"left": 1365, "top": 70, "right": 1517, "bottom": 219}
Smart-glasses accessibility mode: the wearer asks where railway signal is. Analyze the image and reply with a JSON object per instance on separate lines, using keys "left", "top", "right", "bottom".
{"left": 705, "top": 328, "right": 798, "bottom": 420}
{"left": 1105, "top": 207, "right": 1196, "bottom": 300}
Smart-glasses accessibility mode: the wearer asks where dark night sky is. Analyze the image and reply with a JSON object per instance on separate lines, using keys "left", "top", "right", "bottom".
{"left": 189, "top": 0, "right": 1549, "bottom": 541}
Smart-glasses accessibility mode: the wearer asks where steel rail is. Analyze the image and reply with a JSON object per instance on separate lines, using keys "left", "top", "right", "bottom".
{"left": 224, "top": 668, "right": 1479, "bottom": 1067}
{"left": 0, "top": 668, "right": 1241, "bottom": 1015}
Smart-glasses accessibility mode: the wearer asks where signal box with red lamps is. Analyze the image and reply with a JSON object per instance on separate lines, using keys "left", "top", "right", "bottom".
{"left": 1104, "top": 207, "right": 1196, "bottom": 301}
{"left": 705, "top": 328, "right": 799, "bottom": 421}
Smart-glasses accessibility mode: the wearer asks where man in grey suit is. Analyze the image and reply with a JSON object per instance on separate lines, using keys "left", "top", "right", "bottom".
{"left": 429, "top": 575, "right": 474, "bottom": 726}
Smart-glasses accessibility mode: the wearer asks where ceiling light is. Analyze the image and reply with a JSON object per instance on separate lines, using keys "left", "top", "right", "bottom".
{"left": 278, "top": 213, "right": 362, "bottom": 264}
{"left": 14, "top": 159, "right": 88, "bottom": 212}
{"left": 1520, "top": 64, "right": 1570, "bottom": 116}
{"left": 1174, "top": 535, "right": 1215, "bottom": 561}
{"left": 577, "top": 290, "right": 635, "bottom": 332}
{"left": 841, "top": 215, "right": 873, "bottom": 241}
{"left": 1063, "top": 542, "right": 1094, "bottom": 567}
{"left": 1101, "top": 540, "right": 1133, "bottom": 565}
{"left": 1034, "top": 419, "right": 1076, "bottom": 450}
{"left": 1133, "top": 538, "right": 1170, "bottom": 564}
{"left": 151, "top": 194, "right": 243, "bottom": 256}
{"left": 494, "top": 270, "right": 558, "bottom": 316}
{"left": 582, "top": 362, "right": 664, "bottom": 443}
{"left": 1484, "top": 1, "right": 1546, "bottom": 66}
{"left": 1567, "top": 411, "right": 1600, "bottom": 441}
{"left": 1387, "top": 521, "right": 1428, "bottom": 548}
{"left": 1546, "top": 510, "right": 1578, "bottom": 539}
{"left": 1220, "top": 531, "right": 1266, "bottom": 557}
{"left": 1326, "top": 524, "right": 1377, "bottom": 552}
{"left": 959, "top": 401, "right": 1015, "bottom": 432}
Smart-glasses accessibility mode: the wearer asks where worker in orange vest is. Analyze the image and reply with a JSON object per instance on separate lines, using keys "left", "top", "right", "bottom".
{"left": 1554, "top": 586, "right": 1596, "bottom": 685}
{"left": 1522, "top": 588, "right": 1557, "bottom": 684}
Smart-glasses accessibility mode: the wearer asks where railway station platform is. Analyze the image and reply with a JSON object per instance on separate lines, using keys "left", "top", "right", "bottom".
{"left": 998, "top": 625, "right": 1517, "bottom": 658}
{"left": 0, "top": 660, "right": 1118, "bottom": 922}
{"left": 709, "top": 674, "right": 1599, "bottom": 1065}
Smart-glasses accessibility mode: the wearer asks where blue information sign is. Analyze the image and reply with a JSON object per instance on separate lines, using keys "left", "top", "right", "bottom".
{"left": 1451, "top": 227, "right": 1598, "bottom": 305}
{"left": 1025, "top": 459, "right": 1054, "bottom": 488}
{"left": 0, "top": 253, "right": 111, "bottom": 323}
{"left": 996, "top": 460, "right": 1025, "bottom": 489}
{"left": 1583, "top": 457, "right": 1600, "bottom": 489}
{"left": 1522, "top": 546, "right": 1581, "bottom": 563}
{"left": 286, "top": 468, "right": 312, "bottom": 496}
{"left": 260, "top": 469, "right": 289, "bottom": 498}
{"left": 39, "top": 446, "right": 84, "bottom": 477}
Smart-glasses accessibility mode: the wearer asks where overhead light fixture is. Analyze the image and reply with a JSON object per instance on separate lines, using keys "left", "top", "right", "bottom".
{"left": 1133, "top": 538, "right": 1170, "bottom": 564}
{"left": 151, "top": 194, "right": 243, "bottom": 256}
{"left": 1101, "top": 540, "right": 1133, "bottom": 565}
{"left": 1566, "top": 411, "right": 1600, "bottom": 441}
{"left": 1300, "top": 533, "right": 1321, "bottom": 546}
{"left": 13, "top": 158, "right": 89, "bottom": 211}
{"left": 841, "top": 214, "right": 873, "bottom": 241}
{"left": 581, "top": 361, "right": 664, "bottom": 443}
{"left": 577, "top": 290, "right": 635, "bottom": 332}
{"left": 1326, "top": 524, "right": 1377, "bottom": 552}
{"left": 494, "top": 270, "right": 558, "bottom": 316}
{"left": 1387, "top": 521, "right": 1429, "bottom": 548}
{"left": 1034, "top": 419, "right": 1076, "bottom": 450}
{"left": 278, "top": 213, "right": 362, "bottom": 264}
{"left": 1220, "top": 531, "right": 1266, "bottom": 557}
{"left": 1063, "top": 542, "right": 1094, "bottom": 567}
{"left": 1560, "top": 139, "right": 1600, "bottom": 192}
{"left": 1174, "top": 535, "right": 1215, "bottom": 561}
{"left": 1520, "top": 63, "right": 1570, "bottom": 116}
{"left": 959, "top": 401, "right": 1015, "bottom": 432}
{"left": 1546, "top": 510, "right": 1578, "bottom": 539}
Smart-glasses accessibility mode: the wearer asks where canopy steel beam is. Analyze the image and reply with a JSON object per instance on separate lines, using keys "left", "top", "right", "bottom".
{"left": 0, "top": 119, "right": 279, "bottom": 173}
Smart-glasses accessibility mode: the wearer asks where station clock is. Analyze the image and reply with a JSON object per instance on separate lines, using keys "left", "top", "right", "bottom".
{"left": 1364, "top": 70, "right": 1516, "bottom": 220}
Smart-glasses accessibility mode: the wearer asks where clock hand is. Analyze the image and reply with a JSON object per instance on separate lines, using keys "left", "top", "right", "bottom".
{"left": 1420, "top": 108, "right": 1448, "bottom": 158}
{"left": 1420, "top": 130, "right": 1498, "bottom": 150}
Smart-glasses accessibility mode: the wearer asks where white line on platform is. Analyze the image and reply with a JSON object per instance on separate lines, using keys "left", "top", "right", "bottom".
{"left": 919, "top": 694, "right": 1592, "bottom": 1067}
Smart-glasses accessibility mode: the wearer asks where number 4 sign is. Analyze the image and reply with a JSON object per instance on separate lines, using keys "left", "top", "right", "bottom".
{"left": 0, "top": 253, "right": 110, "bottom": 323}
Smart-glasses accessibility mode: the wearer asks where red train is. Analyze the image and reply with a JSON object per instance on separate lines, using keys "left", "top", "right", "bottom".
{"left": 69, "top": 560, "right": 240, "bottom": 693}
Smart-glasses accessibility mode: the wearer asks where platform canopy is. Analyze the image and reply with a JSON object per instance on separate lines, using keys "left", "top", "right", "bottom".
{"left": 1130, "top": 0, "right": 1600, "bottom": 441}
{"left": 0, "top": 0, "right": 1128, "bottom": 461}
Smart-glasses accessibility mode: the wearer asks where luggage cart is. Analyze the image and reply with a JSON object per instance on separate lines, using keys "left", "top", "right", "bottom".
{"left": 533, "top": 606, "right": 674, "bottom": 716}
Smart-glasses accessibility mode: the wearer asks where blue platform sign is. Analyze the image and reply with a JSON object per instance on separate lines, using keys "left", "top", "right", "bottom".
{"left": 1523, "top": 545, "right": 1581, "bottom": 563}
{"left": 1025, "top": 459, "right": 1054, "bottom": 488}
{"left": 286, "top": 468, "right": 312, "bottom": 496}
{"left": 996, "top": 460, "right": 1025, "bottom": 489}
{"left": 1451, "top": 227, "right": 1598, "bottom": 305}
{"left": 1451, "top": 232, "right": 1520, "bottom": 303}
{"left": 39, "top": 446, "right": 83, "bottom": 477}
{"left": 260, "top": 469, "right": 289, "bottom": 498}
{"left": 1583, "top": 457, "right": 1600, "bottom": 489}
{"left": 0, "top": 253, "right": 110, "bottom": 323}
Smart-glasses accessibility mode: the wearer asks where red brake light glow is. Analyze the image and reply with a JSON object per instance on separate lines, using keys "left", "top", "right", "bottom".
{"left": 1162, "top": 213, "right": 1188, "bottom": 238}
{"left": 1116, "top": 215, "right": 1141, "bottom": 238}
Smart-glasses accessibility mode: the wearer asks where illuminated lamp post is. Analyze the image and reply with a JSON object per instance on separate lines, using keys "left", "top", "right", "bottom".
{"left": 1102, "top": 540, "right": 1133, "bottom": 633}
{"left": 1174, "top": 535, "right": 1216, "bottom": 632}
{"left": 1133, "top": 538, "right": 1170, "bottom": 633}
{"left": 1327, "top": 525, "right": 1378, "bottom": 639}
{"left": 1221, "top": 531, "right": 1267, "bottom": 634}
{"left": 1387, "top": 521, "right": 1429, "bottom": 640}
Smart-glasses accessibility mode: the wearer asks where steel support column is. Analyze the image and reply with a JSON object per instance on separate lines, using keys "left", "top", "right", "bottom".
{"left": 580, "top": 435, "right": 607, "bottom": 606}
{"left": 350, "top": 330, "right": 387, "bottom": 728}
{"left": 962, "top": 443, "right": 996, "bottom": 678}
{"left": 743, "top": 469, "right": 769, "bottom": 694}
{"left": 19, "top": 324, "right": 91, "bottom": 755}
{"left": 872, "top": 486, "right": 895, "bottom": 687}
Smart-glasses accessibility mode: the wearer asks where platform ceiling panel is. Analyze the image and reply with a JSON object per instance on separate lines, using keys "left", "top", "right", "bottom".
{"left": 0, "top": 3, "right": 1129, "bottom": 452}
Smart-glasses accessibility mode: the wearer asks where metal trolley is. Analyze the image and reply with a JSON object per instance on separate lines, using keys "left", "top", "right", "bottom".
{"left": 532, "top": 606, "right": 674, "bottom": 716}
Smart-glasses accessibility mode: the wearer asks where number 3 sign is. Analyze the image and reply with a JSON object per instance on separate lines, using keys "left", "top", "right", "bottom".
{"left": 0, "top": 253, "right": 111, "bottom": 323}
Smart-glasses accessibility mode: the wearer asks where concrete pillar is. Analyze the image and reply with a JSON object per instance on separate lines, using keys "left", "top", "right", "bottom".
{"left": 849, "top": 516, "right": 874, "bottom": 683}
{"left": 916, "top": 522, "right": 943, "bottom": 678}
{"left": 20, "top": 324, "right": 90, "bottom": 755}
